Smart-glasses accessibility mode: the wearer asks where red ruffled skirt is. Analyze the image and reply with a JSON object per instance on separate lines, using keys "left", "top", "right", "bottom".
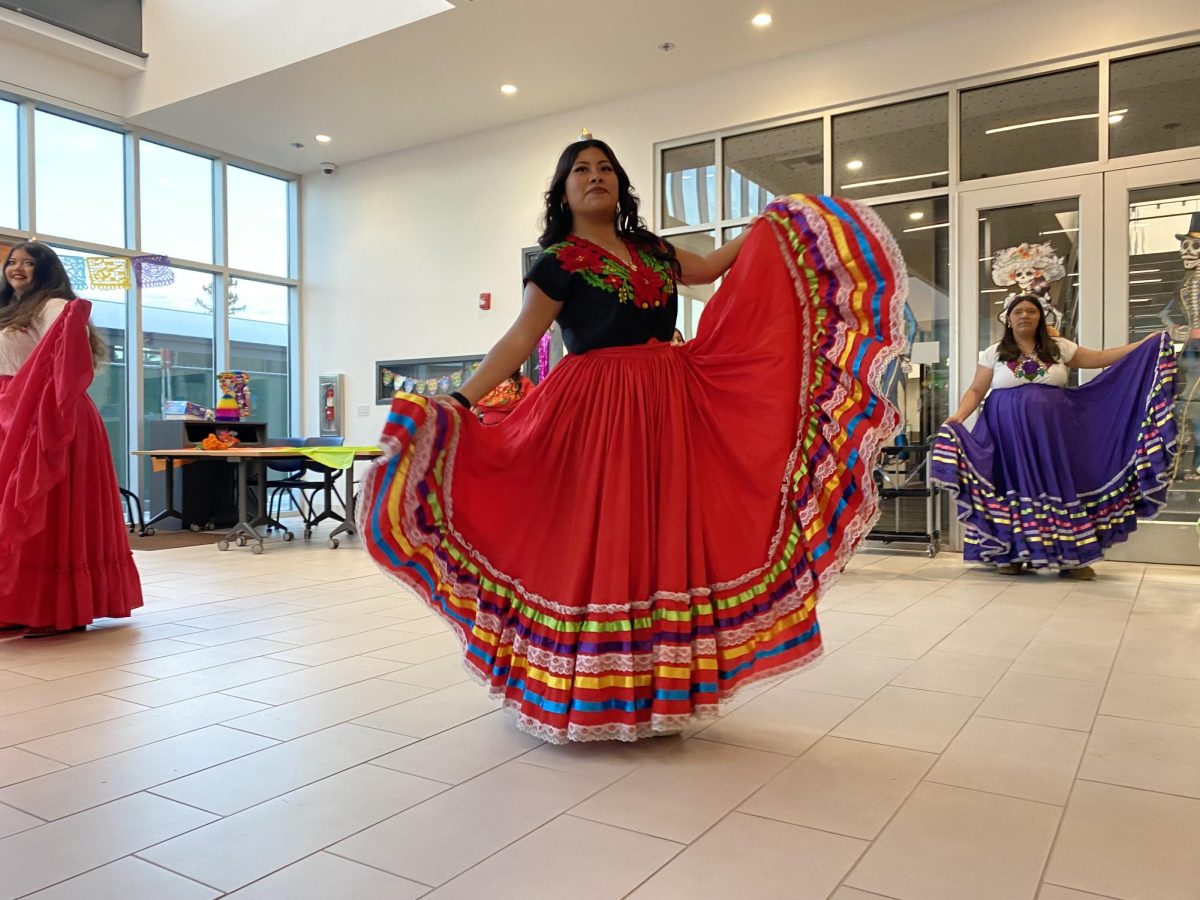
{"left": 360, "top": 195, "right": 907, "bottom": 742}
{"left": 0, "top": 299, "right": 143, "bottom": 630}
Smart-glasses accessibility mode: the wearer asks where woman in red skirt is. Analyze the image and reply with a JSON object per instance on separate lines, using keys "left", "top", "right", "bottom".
{"left": 0, "top": 242, "right": 143, "bottom": 637}
{"left": 360, "top": 139, "right": 907, "bottom": 742}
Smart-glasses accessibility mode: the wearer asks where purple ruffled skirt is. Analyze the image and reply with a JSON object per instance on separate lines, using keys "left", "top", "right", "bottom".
{"left": 931, "top": 333, "right": 1177, "bottom": 570}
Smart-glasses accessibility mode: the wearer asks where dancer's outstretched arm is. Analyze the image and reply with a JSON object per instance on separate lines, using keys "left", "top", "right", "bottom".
{"left": 945, "top": 365, "right": 993, "bottom": 424}
{"left": 1069, "top": 332, "right": 1159, "bottom": 370}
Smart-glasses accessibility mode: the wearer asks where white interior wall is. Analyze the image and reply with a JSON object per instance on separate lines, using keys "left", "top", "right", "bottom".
{"left": 302, "top": 0, "right": 1199, "bottom": 443}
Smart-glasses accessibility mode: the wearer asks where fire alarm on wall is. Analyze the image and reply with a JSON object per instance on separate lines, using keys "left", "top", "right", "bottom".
{"left": 478, "top": 292, "right": 491, "bottom": 310}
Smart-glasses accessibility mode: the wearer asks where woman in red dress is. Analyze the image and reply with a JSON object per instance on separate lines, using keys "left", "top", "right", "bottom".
{"left": 360, "top": 139, "right": 907, "bottom": 742}
{"left": 0, "top": 242, "right": 143, "bottom": 636}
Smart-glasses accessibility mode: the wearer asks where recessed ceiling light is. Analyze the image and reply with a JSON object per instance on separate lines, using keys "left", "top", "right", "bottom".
{"left": 500, "top": 84, "right": 518, "bottom": 95}
{"left": 751, "top": 12, "right": 773, "bottom": 27}
{"left": 1108, "top": 113, "right": 1124, "bottom": 124}
{"left": 315, "top": 134, "right": 332, "bottom": 143}
{"left": 909, "top": 211, "right": 925, "bottom": 221}
{"left": 846, "top": 159, "right": 864, "bottom": 171}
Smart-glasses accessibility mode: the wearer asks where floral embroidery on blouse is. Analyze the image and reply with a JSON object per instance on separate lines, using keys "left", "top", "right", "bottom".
{"left": 547, "top": 237, "right": 675, "bottom": 309}
{"left": 1006, "top": 354, "right": 1051, "bottom": 383}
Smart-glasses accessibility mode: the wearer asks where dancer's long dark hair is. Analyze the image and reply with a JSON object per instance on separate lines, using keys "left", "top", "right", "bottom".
{"left": 0, "top": 241, "right": 106, "bottom": 366}
{"left": 538, "top": 139, "right": 682, "bottom": 280}
{"left": 996, "top": 294, "right": 1059, "bottom": 364}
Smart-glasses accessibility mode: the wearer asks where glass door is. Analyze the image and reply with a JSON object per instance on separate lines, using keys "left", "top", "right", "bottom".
{"left": 1105, "top": 161, "right": 1200, "bottom": 565}
{"left": 955, "top": 176, "right": 1105, "bottom": 406}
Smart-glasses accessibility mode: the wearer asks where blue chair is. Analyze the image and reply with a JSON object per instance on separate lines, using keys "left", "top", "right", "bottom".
{"left": 261, "top": 437, "right": 305, "bottom": 531}
{"left": 271, "top": 436, "right": 346, "bottom": 540}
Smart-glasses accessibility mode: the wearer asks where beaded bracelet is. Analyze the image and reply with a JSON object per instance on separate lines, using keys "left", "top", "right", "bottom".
{"left": 448, "top": 391, "right": 471, "bottom": 409}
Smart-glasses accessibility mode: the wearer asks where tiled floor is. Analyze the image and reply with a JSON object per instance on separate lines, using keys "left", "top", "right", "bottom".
{"left": 1, "top": 532, "right": 1198, "bottom": 899}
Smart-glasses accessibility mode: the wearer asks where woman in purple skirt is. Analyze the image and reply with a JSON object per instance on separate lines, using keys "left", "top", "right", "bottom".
{"left": 933, "top": 293, "right": 1177, "bottom": 580}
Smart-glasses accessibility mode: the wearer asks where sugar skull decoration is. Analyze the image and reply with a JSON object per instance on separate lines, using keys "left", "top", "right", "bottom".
{"left": 991, "top": 242, "right": 1067, "bottom": 330}
{"left": 1171, "top": 212, "right": 1200, "bottom": 343}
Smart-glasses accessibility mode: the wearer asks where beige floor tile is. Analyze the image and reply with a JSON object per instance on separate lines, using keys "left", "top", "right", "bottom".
{"left": 0, "top": 671, "right": 41, "bottom": 692}
{"left": 225, "top": 852, "right": 427, "bottom": 899}
{"left": 1133, "top": 587, "right": 1200, "bottom": 618}
{"left": 831, "top": 686, "right": 979, "bottom": 752}
{"left": 225, "top": 678, "right": 431, "bottom": 740}
{"left": 1079, "top": 715, "right": 1200, "bottom": 798}
{"left": 222, "top": 656, "right": 405, "bottom": 705}
{"left": 170, "top": 615, "right": 325, "bottom": 647}
{"left": 153, "top": 722, "right": 412, "bottom": 814}
{"left": 0, "top": 725, "right": 274, "bottom": 819}
{"left": 696, "top": 687, "right": 862, "bottom": 756}
{"left": 817, "top": 611, "right": 888, "bottom": 642}
{"left": 332, "top": 761, "right": 602, "bottom": 887}
{"left": 778, "top": 651, "right": 911, "bottom": 699}
{"left": 379, "top": 654, "right": 471, "bottom": 689}
{"left": 1037, "top": 886, "right": 1117, "bottom": 900}
{"left": 0, "top": 748, "right": 66, "bottom": 788}
{"left": 1035, "top": 617, "right": 1127, "bottom": 649}
{"left": 829, "top": 889, "right": 902, "bottom": 900}
{"left": 363, "top": 631, "right": 461, "bottom": 664}
{"left": 9, "top": 640, "right": 202, "bottom": 681}
{"left": 139, "top": 764, "right": 445, "bottom": 893}
{"left": 1114, "top": 634, "right": 1200, "bottom": 681}
{"left": 18, "top": 694, "right": 267, "bottom": 765}
{"left": 1010, "top": 640, "right": 1116, "bottom": 683}
{"left": 889, "top": 649, "right": 1011, "bottom": 697}
{"left": 264, "top": 628, "right": 420, "bottom": 665}
{"left": 1045, "top": 781, "right": 1200, "bottom": 900}
{"left": 570, "top": 738, "right": 790, "bottom": 843}
{"left": 0, "top": 695, "right": 148, "bottom": 748}
{"left": 372, "top": 710, "right": 540, "bottom": 784}
{"left": 352, "top": 680, "right": 502, "bottom": 738}
{"left": 22, "top": 856, "right": 221, "bottom": 899}
{"left": 937, "top": 618, "right": 1040, "bottom": 658}
{"left": 885, "top": 604, "right": 974, "bottom": 635}
{"left": 740, "top": 736, "right": 934, "bottom": 839}
{"left": 263, "top": 615, "right": 409, "bottom": 647}
{"left": 846, "top": 782, "right": 1060, "bottom": 900}
{"left": 1054, "top": 595, "right": 1133, "bottom": 622}
{"left": 832, "top": 593, "right": 924, "bottom": 616}
{"left": 631, "top": 812, "right": 866, "bottom": 900}
{"left": 519, "top": 736, "right": 678, "bottom": 784}
{"left": 429, "top": 814, "right": 681, "bottom": 900}
{"left": 170, "top": 602, "right": 317, "bottom": 631}
{"left": 844, "top": 625, "right": 947, "bottom": 660}
{"left": 118, "top": 639, "right": 297, "bottom": 679}
{"left": 1099, "top": 670, "right": 1200, "bottom": 728}
{"left": 978, "top": 672, "right": 1104, "bottom": 732}
{"left": 0, "top": 670, "right": 149, "bottom": 717}
{"left": 0, "top": 802, "right": 42, "bottom": 839}
{"left": 0, "top": 793, "right": 216, "bottom": 900}
{"left": 105, "top": 658, "right": 306, "bottom": 707}
{"left": 928, "top": 716, "right": 1087, "bottom": 805}
{"left": 386, "top": 615, "right": 457, "bottom": 635}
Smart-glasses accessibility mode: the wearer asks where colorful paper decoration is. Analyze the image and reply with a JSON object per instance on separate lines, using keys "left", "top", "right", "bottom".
{"left": 132, "top": 255, "right": 175, "bottom": 288}
{"left": 85, "top": 257, "right": 132, "bottom": 291}
{"left": 61, "top": 255, "right": 88, "bottom": 291}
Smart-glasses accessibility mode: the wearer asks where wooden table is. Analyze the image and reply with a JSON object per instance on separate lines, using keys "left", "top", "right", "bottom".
{"left": 133, "top": 447, "right": 382, "bottom": 553}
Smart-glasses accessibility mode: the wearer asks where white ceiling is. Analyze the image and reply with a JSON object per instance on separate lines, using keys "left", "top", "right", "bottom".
{"left": 127, "top": 0, "right": 1005, "bottom": 174}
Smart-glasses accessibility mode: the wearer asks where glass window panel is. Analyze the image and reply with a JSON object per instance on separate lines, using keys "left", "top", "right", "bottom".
{"left": 833, "top": 96, "right": 948, "bottom": 195}
{"left": 0, "top": 99, "right": 18, "bottom": 229}
{"left": 140, "top": 141, "right": 213, "bottom": 263}
{"left": 51, "top": 246, "right": 129, "bottom": 487}
{"left": 960, "top": 67, "right": 1099, "bottom": 181}
{"left": 35, "top": 111, "right": 125, "bottom": 246}
{"left": 977, "top": 199, "right": 1082, "bottom": 384}
{"left": 724, "top": 121, "right": 823, "bottom": 218}
{"left": 661, "top": 142, "right": 716, "bottom": 228}
{"left": 869, "top": 198, "right": 951, "bottom": 443}
{"left": 1110, "top": 44, "right": 1200, "bottom": 159}
{"left": 230, "top": 278, "right": 290, "bottom": 438}
{"left": 1125, "top": 182, "right": 1200, "bottom": 524}
{"left": 667, "top": 231, "right": 715, "bottom": 337}
{"left": 227, "top": 165, "right": 289, "bottom": 276}
{"left": 141, "top": 266, "right": 216, "bottom": 424}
